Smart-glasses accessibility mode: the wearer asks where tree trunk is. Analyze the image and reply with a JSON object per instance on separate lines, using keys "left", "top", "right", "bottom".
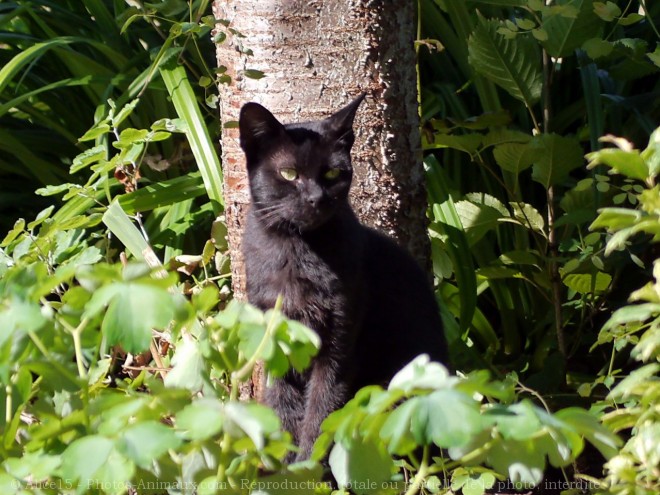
{"left": 213, "top": 0, "right": 429, "bottom": 400}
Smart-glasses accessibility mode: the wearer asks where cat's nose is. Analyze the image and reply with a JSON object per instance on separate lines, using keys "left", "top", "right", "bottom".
{"left": 307, "top": 193, "right": 322, "bottom": 207}
{"left": 305, "top": 184, "right": 324, "bottom": 207}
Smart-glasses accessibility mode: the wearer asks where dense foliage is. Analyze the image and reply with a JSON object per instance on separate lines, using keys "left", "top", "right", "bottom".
{"left": 0, "top": 1, "right": 658, "bottom": 494}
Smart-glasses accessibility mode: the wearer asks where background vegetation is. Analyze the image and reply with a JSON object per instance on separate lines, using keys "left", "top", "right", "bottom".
{"left": 0, "top": 0, "right": 658, "bottom": 494}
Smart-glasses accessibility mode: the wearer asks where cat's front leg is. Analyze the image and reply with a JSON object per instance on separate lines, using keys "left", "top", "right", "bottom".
{"left": 296, "top": 354, "right": 351, "bottom": 461}
{"left": 264, "top": 372, "right": 306, "bottom": 462}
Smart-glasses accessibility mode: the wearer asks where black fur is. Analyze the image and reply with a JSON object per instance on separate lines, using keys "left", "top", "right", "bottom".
{"left": 239, "top": 95, "right": 448, "bottom": 462}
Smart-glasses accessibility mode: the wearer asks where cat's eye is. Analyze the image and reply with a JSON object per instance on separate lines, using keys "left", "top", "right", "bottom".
{"left": 279, "top": 168, "right": 298, "bottom": 181}
{"left": 323, "top": 168, "right": 341, "bottom": 180}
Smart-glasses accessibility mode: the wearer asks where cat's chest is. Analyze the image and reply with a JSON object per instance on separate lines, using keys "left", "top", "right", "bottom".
{"left": 243, "top": 224, "right": 348, "bottom": 320}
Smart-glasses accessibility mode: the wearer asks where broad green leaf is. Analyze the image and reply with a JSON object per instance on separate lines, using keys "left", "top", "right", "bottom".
{"left": 582, "top": 38, "right": 614, "bottom": 59}
{"left": 541, "top": 0, "right": 602, "bottom": 57}
{"left": 224, "top": 402, "right": 280, "bottom": 450}
{"left": 484, "top": 402, "right": 542, "bottom": 441}
{"left": 593, "top": 1, "right": 621, "bottom": 22}
{"left": 493, "top": 142, "right": 540, "bottom": 174}
{"left": 91, "top": 283, "right": 175, "bottom": 353}
{"left": 388, "top": 355, "right": 455, "bottom": 392}
{"left": 60, "top": 435, "right": 116, "bottom": 484}
{"left": 380, "top": 398, "right": 420, "bottom": 455}
{"left": 509, "top": 202, "right": 545, "bottom": 233}
{"left": 411, "top": 390, "right": 483, "bottom": 448}
{"left": 602, "top": 303, "right": 660, "bottom": 331}
{"left": 329, "top": 438, "right": 395, "bottom": 495}
{"left": 641, "top": 126, "right": 660, "bottom": 178}
{"left": 586, "top": 148, "right": 649, "bottom": 181}
{"left": 562, "top": 272, "right": 611, "bottom": 294}
{"left": 164, "top": 338, "right": 209, "bottom": 392}
{"left": 424, "top": 133, "right": 483, "bottom": 155}
{"left": 454, "top": 198, "right": 506, "bottom": 245}
{"left": 608, "top": 363, "right": 660, "bottom": 400}
{"left": 468, "top": 17, "right": 542, "bottom": 106}
{"left": 117, "top": 421, "right": 182, "bottom": 469}
{"left": 176, "top": 399, "right": 224, "bottom": 440}
{"left": 481, "top": 128, "right": 532, "bottom": 149}
{"left": 590, "top": 207, "right": 641, "bottom": 231}
{"left": 531, "top": 134, "right": 584, "bottom": 188}
{"left": 1, "top": 219, "right": 25, "bottom": 247}
{"left": 487, "top": 439, "right": 544, "bottom": 486}
{"left": 555, "top": 408, "right": 622, "bottom": 459}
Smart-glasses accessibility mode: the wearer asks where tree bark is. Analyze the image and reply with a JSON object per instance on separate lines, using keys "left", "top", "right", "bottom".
{"left": 213, "top": 0, "right": 429, "bottom": 400}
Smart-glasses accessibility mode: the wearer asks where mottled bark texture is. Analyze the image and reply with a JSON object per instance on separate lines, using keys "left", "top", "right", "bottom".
{"left": 213, "top": 0, "right": 429, "bottom": 398}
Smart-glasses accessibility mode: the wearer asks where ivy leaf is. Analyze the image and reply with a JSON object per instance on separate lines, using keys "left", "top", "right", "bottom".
{"left": 468, "top": 16, "right": 542, "bottom": 106}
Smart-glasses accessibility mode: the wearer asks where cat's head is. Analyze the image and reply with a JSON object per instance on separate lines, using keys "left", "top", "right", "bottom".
{"left": 239, "top": 94, "right": 365, "bottom": 232}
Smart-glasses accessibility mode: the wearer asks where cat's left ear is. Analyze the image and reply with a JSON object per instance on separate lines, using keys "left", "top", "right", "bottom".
{"left": 326, "top": 92, "right": 366, "bottom": 146}
{"left": 239, "top": 102, "right": 285, "bottom": 154}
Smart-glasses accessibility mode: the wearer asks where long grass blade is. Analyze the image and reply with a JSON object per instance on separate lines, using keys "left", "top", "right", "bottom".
{"left": 160, "top": 59, "right": 224, "bottom": 214}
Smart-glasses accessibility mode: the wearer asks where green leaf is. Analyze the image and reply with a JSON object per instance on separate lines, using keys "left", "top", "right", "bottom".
{"left": 593, "top": 1, "right": 621, "bottom": 22}
{"left": 70, "top": 145, "right": 107, "bottom": 173}
{"left": 242, "top": 69, "right": 266, "bottom": 80}
{"left": 641, "top": 127, "right": 660, "bottom": 177}
{"left": 176, "top": 399, "right": 223, "bottom": 440}
{"left": 531, "top": 134, "right": 584, "bottom": 188}
{"left": 455, "top": 196, "right": 507, "bottom": 245}
{"left": 562, "top": 272, "right": 612, "bottom": 294}
{"left": 224, "top": 402, "right": 280, "bottom": 450}
{"left": 329, "top": 438, "right": 395, "bottom": 495}
{"left": 388, "top": 355, "right": 456, "bottom": 393}
{"left": 412, "top": 390, "right": 483, "bottom": 448}
{"left": 380, "top": 399, "right": 420, "bottom": 455}
{"left": 582, "top": 38, "right": 614, "bottom": 59}
{"left": 468, "top": 17, "right": 542, "bottom": 105}
{"left": 487, "top": 439, "right": 544, "bottom": 486}
{"left": 160, "top": 59, "right": 224, "bottom": 213}
{"left": 541, "top": 0, "right": 602, "bottom": 57}
{"left": 493, "top": 142, "right": 540, "bottom": 174}
{"left": 555, "top": 408, "right": 622, "bottom": 459}
{"left": 164, "top": 338, "right": 209, "bottom": 391}
{"left": 1, "top": 219, "right": 25, "bottom": 247}
{"left": 424, "top": 133, "right": 483, "bottom": 155}
{"left": 86, "top": 282, "right": 175, "bottom": 353}
{"left": 112, "top": 98, "right": 140, "bottom": 128}
{"left": 590, "top": 207, "right": 641, "bottom": 231}
{"left": 61, "top": 436, "right": 128, "bottom": 487}
{"left": 509, "top": 202, "right": 545, "bottom": 233}
{"left": 484, "top": 402, "right": 542, "bottom": 441}
{"left": 602, "top": 303, "right": 660, "bottom": 332}
{"left": 117, "top": 421, "right": 182, "bottom": 469}
{"left": 586, "top": 148, "right": 649, "bottom": 181}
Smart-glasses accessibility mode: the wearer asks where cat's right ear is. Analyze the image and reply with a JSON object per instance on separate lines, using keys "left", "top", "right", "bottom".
{"left": 239, "top": 103, "right": 285, "bottom": 153}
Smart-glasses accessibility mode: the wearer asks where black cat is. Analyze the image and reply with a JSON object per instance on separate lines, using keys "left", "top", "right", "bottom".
{"left": 239, "top": 94, "right": 448, "bottom": 462}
